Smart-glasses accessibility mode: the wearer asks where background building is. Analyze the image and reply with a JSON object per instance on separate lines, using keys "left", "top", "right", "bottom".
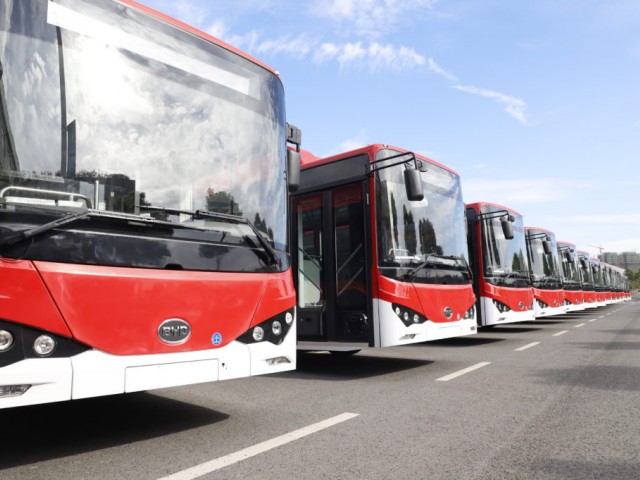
{"left": 600, "top": 251, "right": 640, "bottom": 272}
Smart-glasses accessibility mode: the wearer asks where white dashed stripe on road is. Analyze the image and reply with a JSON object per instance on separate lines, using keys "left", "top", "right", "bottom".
{"left": 157, "top": 412, "right": 360, "bottom": 480}
{"left": 553, "top": 330, "right": 569, "bottom": 337}
{"left": 436, "top": 362, "right": 491, "bottom": 382}
{"left": 515, "top": 342, "right": 540, "bottom": 352}
{"left": 574, "top": 323, "right": 585, "bottom": 328}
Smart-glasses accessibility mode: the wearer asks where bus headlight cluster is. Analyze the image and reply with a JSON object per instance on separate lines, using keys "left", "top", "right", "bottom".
{"left": 392, "top": 303, "right": 428, "bottom": 327}
{"left": 238, "top": 308, "right": 295, "bottom": 346}
{"left": 463, "top": 305, "right": 475, "bottom": 320}
{"left": 492, "top": 299, "right": 511, "bottom": 313}
{"left": 536, "top": 299, "right": 549, "bottom": 309}
{"left": 1, "top": 320, "right": 90, "bottom": 369}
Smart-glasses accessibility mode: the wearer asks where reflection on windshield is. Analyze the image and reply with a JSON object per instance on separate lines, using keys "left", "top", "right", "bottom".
{"left": 375, "top": 149, "right": 470, "bottom": 285}
{"left": 479, "top": 207, "right": 530, "bottom": 287}
{"left": 558, "top": 245, "right": 582, "bottom": 289}
{"left": 527, "top": 230, "right": 562, "bottom": 289}
{"left": 0, "top": 0, "right": 287, "bottom": 270}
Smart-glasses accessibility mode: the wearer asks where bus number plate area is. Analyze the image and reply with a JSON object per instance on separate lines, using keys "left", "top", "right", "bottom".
{"left": 124, "top": 359, "right": 219, "bottom": 393}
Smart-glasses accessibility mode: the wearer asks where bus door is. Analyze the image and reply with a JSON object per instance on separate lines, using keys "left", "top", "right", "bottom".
{"left": 294, "top": 183, "right": 371, "bottom": 344}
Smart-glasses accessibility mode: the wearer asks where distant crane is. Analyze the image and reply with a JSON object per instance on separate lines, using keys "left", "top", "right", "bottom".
{"left": 588, "top": 244, "right": 605, "bottom": 256}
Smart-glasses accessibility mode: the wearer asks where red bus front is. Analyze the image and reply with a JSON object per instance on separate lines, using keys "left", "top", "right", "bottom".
{"left": 0, "top": 0, "right": 295, "bottom": 408}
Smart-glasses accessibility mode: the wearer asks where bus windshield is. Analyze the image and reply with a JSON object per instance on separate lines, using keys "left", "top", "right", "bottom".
{"left": 0, "top": 0, "right": 287, "bottom": 270}
{"left": 480, "top": 207, "right": 530, "bottom": 288}
{"left": 527, "top": 230, "right": 562, "bottom": 289}
{"left": 559, "top": 246, "right": 582, "bottom": 290}
{"left": 375, "top": 149, "right": 470, "bottom": 284}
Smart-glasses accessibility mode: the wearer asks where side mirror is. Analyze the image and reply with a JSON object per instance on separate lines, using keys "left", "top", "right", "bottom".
{"left": 580, "top": 258, "right": 588, "bottom": 269}
{"left": 564, "top": 251, "right": 573, "bottom": 263}
{"left": 542, "top": 240, "right": 552, "bottom": 255}
{"left": 501, "top": 218, "right": 514, "bottom": 240}
{"left": 404, "top": 168, "right": 424, "bottom": 202}
{"left": 287, "top": 149, "right": 300, "bottom": 192}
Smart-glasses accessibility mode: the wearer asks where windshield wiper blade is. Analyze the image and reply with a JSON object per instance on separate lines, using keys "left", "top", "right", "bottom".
{"left": 402, "top": 254, "right": 465, "bottom": 281}
{"left": 140, "top": 205, "right": 280, "bottom": 267}
{"left": 197, "top": 209, "right": 280, "bottom": 268}
{"left": 0, "top": 208, "right": 212, "bottom": 250}
{"left": 0, "top": 210, "right": 90, "bottom": 248}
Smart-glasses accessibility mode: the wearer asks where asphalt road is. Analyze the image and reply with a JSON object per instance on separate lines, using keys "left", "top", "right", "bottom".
{"left": 2, "top": 301, "right": 639, "bottom": 480}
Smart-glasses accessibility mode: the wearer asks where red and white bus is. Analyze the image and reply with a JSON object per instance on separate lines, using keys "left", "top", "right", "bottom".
{"left": 610, "top": 265, "right": 631, "bottom": 302}
{"left": 556, "top": 241, "right": 586, "bottom": 312}
{"left": 0, "top": 0, "right": 300, "bottom": 408}
{"left": 576, "top": 250, "right": 598, "bottom": 308}
{"left": 466, "top": 203, "right": 535, "bottom": 327}
{"left": 589, "top": 257, "right": 610, "bottom": 306}
{"left": 525, "top": 227, "right": 567, "bottom": 317}
{"left": 292, "top": 145, "right": 476, "bottom": 351}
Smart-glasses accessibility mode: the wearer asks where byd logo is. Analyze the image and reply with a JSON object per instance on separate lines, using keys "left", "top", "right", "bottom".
{"left": 158, "top": 319, "right": 191, "bottom": 345}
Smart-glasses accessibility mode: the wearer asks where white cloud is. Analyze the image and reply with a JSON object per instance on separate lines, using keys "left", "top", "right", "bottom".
{"left": 428, "top": 58, "right": 529, "bottom": 125}
{"left": 220, "top": 31, "right": 427, "bottom": 71}
{"left": 428, "top": 57, "right": 458, "bottom": 82}
{"left": 148, "top": 0, "right": 210, "bottom": 30}
{"left": 255, "top": 35, "right": 316, "bottom": 59}
{"left": 311, "top": 0, "right": 439, "bottom": 37}
{"left": 561, "top": 214, "right": 640, "bottom": 225}
{"left": 330, "top": 129, "right": 369, "bottom": 154}
{"left": 462, "top": 178, "right": 586, "bottom": 206}
{"left": 314, "top": 41, "right": 426, "bottom": 70}
{"left": 206, "top": 19, "right": 229, "bottom": 40}
{"left": 454, "top": 85, "right": 528, "bottom": 125}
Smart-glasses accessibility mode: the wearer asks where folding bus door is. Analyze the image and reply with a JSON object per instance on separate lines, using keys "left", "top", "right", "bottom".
{"left": 294, "top": 183, "right": 371, "bottom": 344}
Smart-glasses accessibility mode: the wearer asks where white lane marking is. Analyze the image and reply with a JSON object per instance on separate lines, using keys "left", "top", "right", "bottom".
{"left": 515, "top": 342, "right": 540, "bottom": 352}
{"left": 553, "top": 330, "right": 569, "bottom": 337}
{"left": 589, "top": 318, "right": 597, "bottom": 322}
{"left": 436, "top": 362, "right": 491, "bottom": 382}
{"left": 574, "top": 323, "right": 586, "bottom": 328}
{"left": 157, "top": 412, "right": 360, "bottom": 480}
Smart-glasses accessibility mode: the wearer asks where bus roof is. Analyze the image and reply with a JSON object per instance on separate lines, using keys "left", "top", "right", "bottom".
{"left": 121, "top": 0, "right": 279, "bottom": 77}
{"left": 466, "top": 202, "right": 523, "bottom": 217}
{"left": 557, "top": 240, "right": 576, "bottom": 248}
{"left": 300, "top": 144, "right": 460, "bottom": 177}
{"left": 525, "top": 226, "right": 556, "bottom": 236}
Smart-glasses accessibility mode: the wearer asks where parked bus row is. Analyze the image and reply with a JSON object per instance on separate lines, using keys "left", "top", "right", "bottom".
{"left": 294, "top": 147, "right": 630, "bottom": 354}
{"left": 0, "top": 0, "right": 630, "bottom": 409}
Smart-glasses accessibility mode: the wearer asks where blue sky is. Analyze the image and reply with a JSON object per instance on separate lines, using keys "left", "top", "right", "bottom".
{"left": 141, "top": 0, "right": 640, "bottom": 258}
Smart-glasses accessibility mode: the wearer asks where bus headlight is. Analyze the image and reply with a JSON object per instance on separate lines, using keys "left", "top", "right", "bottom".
{"left": 285, "top": 312, "right": 293, "bottom": 325}
{"left": 272, "top": 321, "right": 282, "bottom": 336}
{"left": 33, "top": 335, "right": 56, "bottom": 356}
{"left": 0, "top": 330, "right": 14, "bottom": 352}
{"left": 252, "top": 326, "right": 265, "bottom": 342}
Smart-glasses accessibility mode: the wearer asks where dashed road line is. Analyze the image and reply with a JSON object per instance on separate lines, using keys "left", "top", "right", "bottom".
{"left": 515, "top": 342, "right": 540, "bottom": 352}
{"left": 574, "top": 323, "right": 585, "bottom": 328}
{"left": 436, "top": 362, "right": 491, "bottom": 382}
{"left": 553, "top": 330, "right": 569, "bottom": 337}
{"left": 157, "top": 412, "right": 360, "bottom": 480}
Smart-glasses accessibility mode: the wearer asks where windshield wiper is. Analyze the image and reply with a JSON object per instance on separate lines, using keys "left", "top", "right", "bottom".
{"left": 402, "top": 254, "right": 467, "bottom": 281}
{"left": 0, "top": 210, "right": 90, "bottom": 248}
{"left": 498, "top": 271, "right": 529, "bottom": 285}
{"left": 140, "top": 206, "right": 280, "bottom": 267}
{"left": 0, "top": 208, "right": 209, "bottom": 250}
